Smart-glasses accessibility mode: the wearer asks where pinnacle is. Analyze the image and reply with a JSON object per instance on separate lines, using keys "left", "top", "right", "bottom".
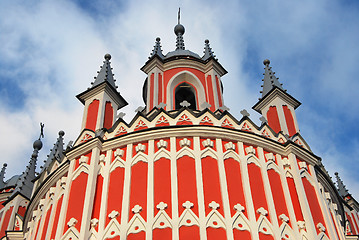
{"left": 91, "top": 54, "right": 117, "bottom": 89}
{"left": 150, "top": 37, "right": 164, "bottom": 59}
{"left": 260, "top": 59, "right": 285, "bottom": 97}
{"left": 335, "top": 172, "right": 350, "bottom": 197}
{"left": 202, "top": 39, "right": 216, "bottom": 61}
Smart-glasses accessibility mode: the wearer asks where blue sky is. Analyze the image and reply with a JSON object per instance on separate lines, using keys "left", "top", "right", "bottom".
{"left": 0, "top": 0, "right": 359, "bottom": 198}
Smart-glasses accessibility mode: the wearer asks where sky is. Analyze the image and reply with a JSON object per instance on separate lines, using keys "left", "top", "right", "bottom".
{"left": 0, "top": 0, "right": 359, "bottom": 198}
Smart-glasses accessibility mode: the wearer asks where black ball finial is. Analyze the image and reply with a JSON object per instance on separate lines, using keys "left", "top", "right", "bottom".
{"left": 104, "top": 53, "right": 111, "bottom": 60}
{"left": 174, "top": 24, "right": 185, "bottom": 35}
{"left": 33, "top": 139, "right": 43, "bottom": 150}
{"left": 156, "top": 37, "right": 161, "bottom": 42}
{"left": 59, "top": 130, "right": 65, "bottom": 137}
{"left": 205, "top": 39, "right": 209, "bottom": 44}
{"left": 263, "top": 59, "right": 270, "bottom": 66}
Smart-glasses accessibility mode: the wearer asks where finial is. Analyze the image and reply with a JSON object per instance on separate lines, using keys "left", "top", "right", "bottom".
{"left": 263, "top": 59, "right": 270, "bottom": 66}
{"left": 174, "top": 8, "right": 185, "bottom": 50}
{"left": 104, "top": 53, "right": 112, "bottom": 60}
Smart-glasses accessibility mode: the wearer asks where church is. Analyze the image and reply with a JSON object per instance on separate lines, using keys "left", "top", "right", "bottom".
{"left": 0, "top": 15, "right": 358, "bottom": 240}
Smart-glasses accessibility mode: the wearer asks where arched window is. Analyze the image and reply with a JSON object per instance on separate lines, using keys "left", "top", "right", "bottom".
{"left": 175, "top": 82, "right": 197, "bottom": 110}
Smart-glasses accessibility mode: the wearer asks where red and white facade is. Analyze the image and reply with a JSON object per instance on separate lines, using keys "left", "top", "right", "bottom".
{"left": 0, "top": 23, "right": 358, "bottom": 240}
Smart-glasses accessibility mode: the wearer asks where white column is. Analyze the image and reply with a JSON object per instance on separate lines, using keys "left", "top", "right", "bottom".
{"left": 238, "top": 142, "right": 259, "bottom": 240}
{"left": 171, "top": 137, "right": 179, "bottom": 240}
{"left": 146, "top": 140, "right": 154, "bottom": 240}
{"left": 120, "top": 144, "right": 133, "bottom": 239}
{"left": 80, "top": 147, "right": 101, "bottom": 239}
{"left": 216, "top": 138, "right": 234, "bottom": 240}
{"left": 193, "top": 136, "right": 207, "bottom": 240}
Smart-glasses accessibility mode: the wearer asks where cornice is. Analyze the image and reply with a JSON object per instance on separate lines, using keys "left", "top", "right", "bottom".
{"left": 253, "top": 87, "right": 301, "bottom": 113}
{"left": 102, "top": 125, "right": 320, "bottom": 166}
{"left": 76, "top": 81, "right": 128, "bottom": 109}
{"left": 141, "top": 57, "right": 227, "bottom": 77}
{"left": 66, "top": 137, "right": 103, "bottom": 160}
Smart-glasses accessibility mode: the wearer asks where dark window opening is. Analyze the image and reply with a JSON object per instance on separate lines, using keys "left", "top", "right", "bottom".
{"left": 175, "top": 83, "right": 197, "bottom": 110}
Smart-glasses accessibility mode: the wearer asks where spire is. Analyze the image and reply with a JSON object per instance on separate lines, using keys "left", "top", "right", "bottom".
{"left": 150, "top": 37, "right": 164, "bottom": 59}
{"left": 42, "top": 130, "right": 65, "bottom": 173}
{"left": 12, "top": 124, "right": 43, "bottom": 199}
{"left": 92, "top": 54, "right": 117, "bottom": 89}
{"left": 261, "top": 59, "right": 285, "bottom": 97}
{"left": 174, "top": 8, "right": 185, "bottom": 50}
{"left": 202, "top": 39, "right": 216, "bottom": 61}
{"left": 335, "top": 172, "right": 350, "bottom": 197}
{"left": 0, "top": 163, "right": 7, "bottom": 188}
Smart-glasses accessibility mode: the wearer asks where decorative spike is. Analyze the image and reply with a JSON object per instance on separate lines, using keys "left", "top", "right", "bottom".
{"left": 91, "top": 54, "right": 117, "bottom": 89}
{"left": 260, "top": 59, "right": 285, "bottom": 97}
{"left": 150, "top": 37, "right": 164, "bottom": 59}
{"left": 335, "top": 172, "right": 350, "bottom": 197}
{"left": 202, "top": 39, "right": 215, "bottom": 60}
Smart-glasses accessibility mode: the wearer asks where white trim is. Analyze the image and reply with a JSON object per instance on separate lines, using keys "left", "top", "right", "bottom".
{"left": 289, "top": 153, "right": 317, "bottom": 238}
{"left": 216, "top": 138, "right": 235, "bottom": 240}
{"left": 238, "top": 141, "right": 259, "bottom": 240}
{"left": 193, "top": 136, "right": 207, "bottom": 240}
{"left": 170, "top": 136, "right": 180, "bottom": 240}
{"left": 146, "top": 140, "right": 154, "bottom": 240}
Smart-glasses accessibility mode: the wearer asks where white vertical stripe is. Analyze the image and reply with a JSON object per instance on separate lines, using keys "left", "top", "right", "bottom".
{"left": 216, "top": 138, "right": 234, "bottom": 240}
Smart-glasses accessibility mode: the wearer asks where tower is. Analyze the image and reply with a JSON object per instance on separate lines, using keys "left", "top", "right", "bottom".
{"left": 141, "top": 16, "right": 227, "bottom": 113}
{"left": 253, "top": 59, "right": 301, "bottom": 136}
{"left": 77, "top": 54, "right": 128, "bottom": 132}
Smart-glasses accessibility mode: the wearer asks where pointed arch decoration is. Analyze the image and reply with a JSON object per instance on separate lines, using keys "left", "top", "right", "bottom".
{"left": 247, "top": 155, "right": 261, "bottom": 167}
{"left": 279, "top": 222, "right": 296, "bottom": 240}
{"left": 155, "top": 115, "right": 170, "bottom": 127}
{"left": 200, "top": 148, "right": 218, "bottom": 160}
{"left": 109, "top": 156, "right": 125, "bottom": 173}
{"left": 179, "top": 205, "right": 200, "bottom": 227}
{"left": 127, "top": 212, "right": 147, "bottom": 235}
{"left": 131, "top": 152, "right": 148, "bottom": 166}
{"left": 167, "top": 70, "right": 206, "bottom": 110}
{"left": 71, "top": 164, "right": 90, "bottom": 180}
{"left": 176, "top": 147, "right": 195, "bottom": 159}
{"left": 266, "top": 161, "right": 281, "bottom": 174}
{"left": 103, "top": 216, "right": 121, "bottom": 239}
{"left": 223, "top": 151, "right": 241, "bottom": 162}
{"left": 257, "top": 213, "right": 274, "bottom": 236}
{"left": 154, "top": 148, "right": 171, "bottom": 162}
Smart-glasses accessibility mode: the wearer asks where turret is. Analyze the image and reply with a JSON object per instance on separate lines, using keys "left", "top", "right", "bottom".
{"left": 253, "top": 59, "right": 301, "bottom": 136}
{"left": 77, "top": 54, "right": 128, "bottom": 132}
{"left": 141, "top": 10, "right": 227, "bottom": 113}
{"left": 11, "top": 135, "right": 42, "bottom": 199}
